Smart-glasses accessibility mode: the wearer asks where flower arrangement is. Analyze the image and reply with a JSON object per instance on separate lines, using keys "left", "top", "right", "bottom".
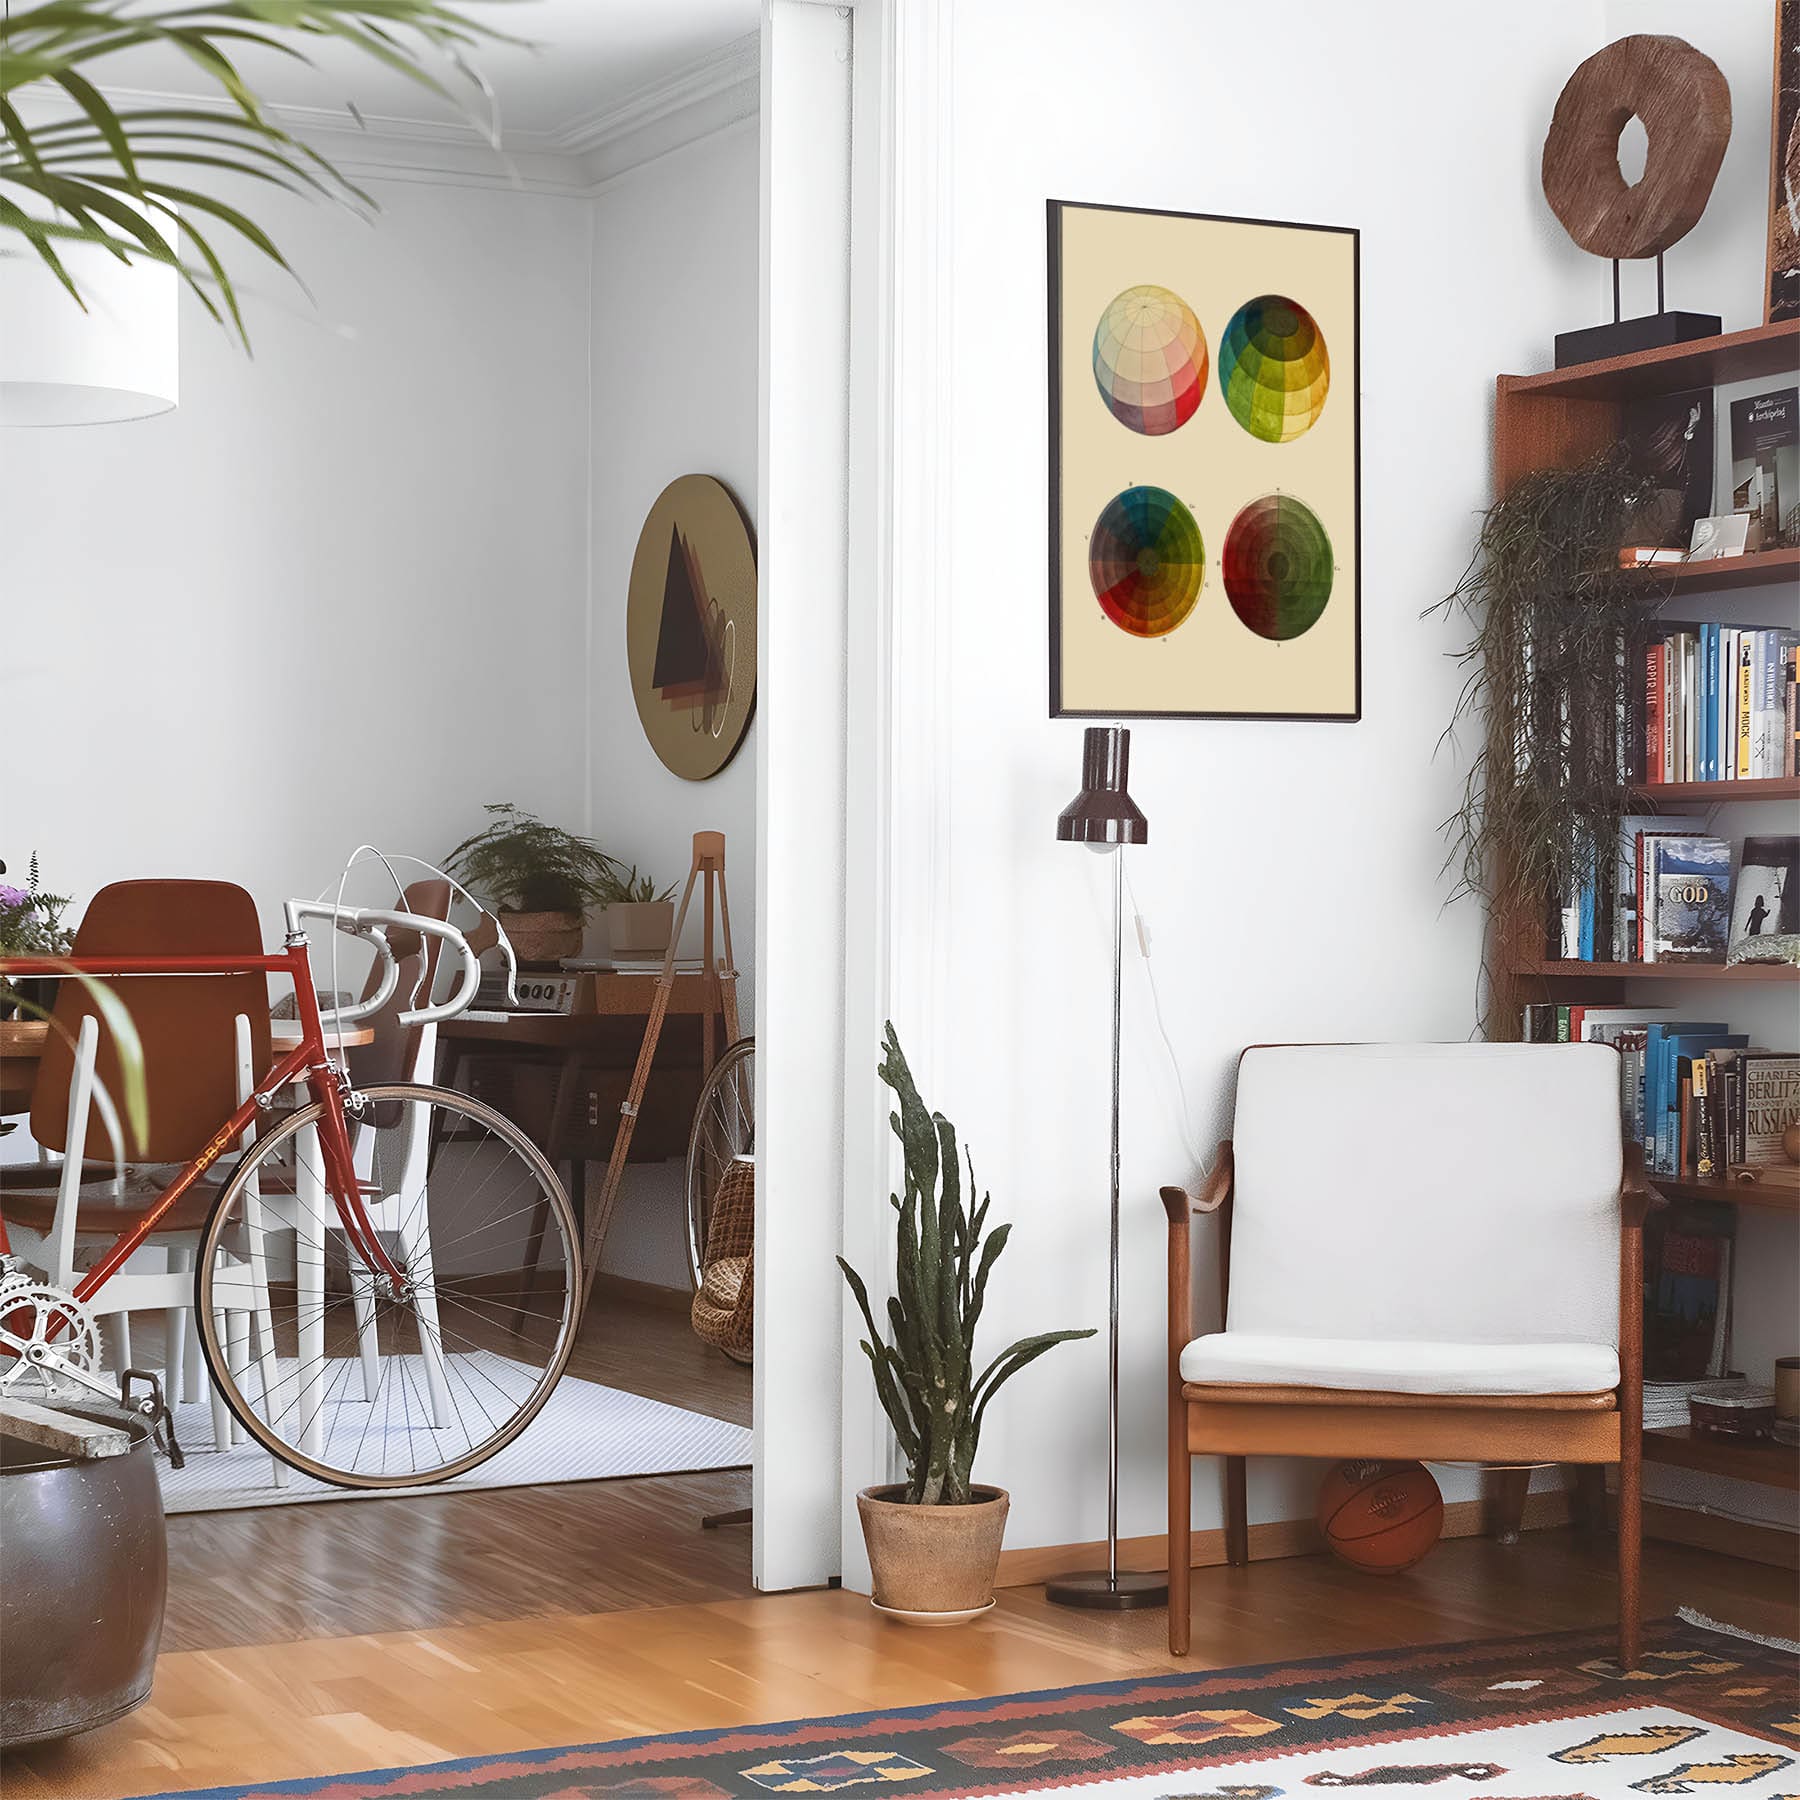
{"left": 0, "top": 854, "right": 74, "bottom": 1017}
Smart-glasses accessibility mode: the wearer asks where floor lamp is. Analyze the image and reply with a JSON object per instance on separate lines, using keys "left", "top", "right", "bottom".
{"left": 1045, "top": 725, "right": 1167, "bottom": 1611}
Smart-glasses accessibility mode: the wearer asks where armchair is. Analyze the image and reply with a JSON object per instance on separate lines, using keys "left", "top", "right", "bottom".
{"left": 1163, "top": 1042, "right": 1648, "bottom": 1667}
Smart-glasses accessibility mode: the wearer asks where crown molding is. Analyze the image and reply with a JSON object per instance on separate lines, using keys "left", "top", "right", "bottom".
{"left": 554, "top": 31, "right": 759, "bottom": 159}
{"left": 11, "top": 32, "right": 760, "bottom": 195}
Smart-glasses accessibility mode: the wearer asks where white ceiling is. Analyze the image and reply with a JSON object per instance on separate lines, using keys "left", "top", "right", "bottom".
{"left": 94, "top": 0, "right": 761, "bottom": 147}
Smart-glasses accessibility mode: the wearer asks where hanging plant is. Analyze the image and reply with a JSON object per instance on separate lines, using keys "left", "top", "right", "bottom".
{"left": 1428, "top": 446, "right": 1667, "bottom": 1028}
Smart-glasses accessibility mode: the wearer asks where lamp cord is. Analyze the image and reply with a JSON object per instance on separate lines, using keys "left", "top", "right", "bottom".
{"left": 1120, "top": 858, "right": 1210, "bottom": 1177}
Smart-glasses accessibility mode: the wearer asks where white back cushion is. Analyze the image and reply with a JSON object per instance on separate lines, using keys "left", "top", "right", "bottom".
{"left": 1227, "top": 1044, "right": 1622, "bottom": 1348}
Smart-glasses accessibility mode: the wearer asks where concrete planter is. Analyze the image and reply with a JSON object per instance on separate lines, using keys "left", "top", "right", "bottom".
{"left": 499, "top": 909, "right": 585, "bottom": 968}
{"left": 856, "top": 1484, "right": 1008, "bottom": 1623}
{"left": 604, "top": 900, "right": 675, "bottom": 959}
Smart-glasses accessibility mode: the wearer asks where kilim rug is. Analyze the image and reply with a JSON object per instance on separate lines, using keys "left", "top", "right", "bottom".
{"left": 133, "top": 1612, "right": 1797, "bottom": 1800}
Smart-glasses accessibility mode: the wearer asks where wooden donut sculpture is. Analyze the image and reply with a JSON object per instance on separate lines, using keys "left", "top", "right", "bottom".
{"left": 1542, "top": 34, "right": 1731, "bottom": 260}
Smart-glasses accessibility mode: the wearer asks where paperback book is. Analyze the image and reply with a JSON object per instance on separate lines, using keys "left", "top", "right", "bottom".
{"left": 1730, "top": 386, "right": 1798, "bottom": 546}
{"left": 1644, "top": 836, "right": 1732, "bottom": 962}
{"left": 1728, "top": 835, "right": 1799, "bottom": 952}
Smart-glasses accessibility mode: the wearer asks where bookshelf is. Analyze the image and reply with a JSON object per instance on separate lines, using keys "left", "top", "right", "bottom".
{"left": 1491, "top": 321, "right": 1800, "bottom": 1548}
{"left": 1642, "top": 1426, "right": 1800, "bottom": 1492}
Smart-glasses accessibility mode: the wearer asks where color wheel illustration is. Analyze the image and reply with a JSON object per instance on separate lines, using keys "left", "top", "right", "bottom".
{"left": 1091, "top": 285, "right": 1207, "bottom": 435}
{"left": 1088, "top": 486, "right": 1205, "bottom": 638}
{"left": 1222, "top": 493, "right": 1334, "bottom": 640}
{"left": 1218, "top": 294, "right": 1330, "bottom": 442}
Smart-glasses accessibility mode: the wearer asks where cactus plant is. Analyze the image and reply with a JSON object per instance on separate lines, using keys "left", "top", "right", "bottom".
{"left": 838, "top": 1024, "right": 1094, "bottom": 1506}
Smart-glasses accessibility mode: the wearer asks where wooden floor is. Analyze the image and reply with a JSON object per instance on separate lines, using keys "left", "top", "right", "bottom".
{"left": 7, "top": 1531, "right": 1796, "bottom": 1800}
{"left": 7, "top": 1299, "right": 1798, "bottom": 1798}
{"left": 160, "top": 1284, "right": 755, "bottom": 1651}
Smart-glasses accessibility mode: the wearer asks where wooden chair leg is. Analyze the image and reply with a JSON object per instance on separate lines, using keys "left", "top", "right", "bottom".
{"left": 1168, "top": 1444, "right": 1191, "bottom": 1655}
{"left": 1224, "top": 1455, "right": 1248, "bottom": 1567}
{"left": 1617, "top": 1446, "right": 1642, "bottom": 1670}
{"left": 1571, "top": 1464, "right": 1608, "bottom": 1541}
{"left": 1487, "top": 1466, "right": 1531, "bottom": 1544}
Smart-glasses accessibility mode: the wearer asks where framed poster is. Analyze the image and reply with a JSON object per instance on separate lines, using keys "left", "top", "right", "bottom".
{"left": 1048, "top": 199, "right": 1360, "bottom": 720}
{"left": 1769, "top": 0, "right": 1800, "bottom": 323}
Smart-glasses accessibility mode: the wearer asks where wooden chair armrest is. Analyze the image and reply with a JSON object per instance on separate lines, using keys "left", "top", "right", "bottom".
{"left": 1160, "top": 1141, "right": 1234, "bottom": 1222}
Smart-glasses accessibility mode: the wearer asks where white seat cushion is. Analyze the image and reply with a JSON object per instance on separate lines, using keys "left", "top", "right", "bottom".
{"left": 1180, "top": 1332, "right": 1619, "bottom": 1397}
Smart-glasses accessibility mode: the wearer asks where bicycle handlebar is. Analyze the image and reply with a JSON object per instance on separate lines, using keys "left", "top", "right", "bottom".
{"left": 282, "top": 900, "right": 504, "bottom": 1028}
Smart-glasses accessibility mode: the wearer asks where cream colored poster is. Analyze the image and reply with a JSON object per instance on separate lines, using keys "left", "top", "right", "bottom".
{"left": 1049, "top": 200, "right": 1360, "bottom": 719}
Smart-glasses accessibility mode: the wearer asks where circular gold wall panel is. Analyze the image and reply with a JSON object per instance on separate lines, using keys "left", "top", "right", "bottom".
{"left": 626, "top": 475, "right": 757, "bottom": 781}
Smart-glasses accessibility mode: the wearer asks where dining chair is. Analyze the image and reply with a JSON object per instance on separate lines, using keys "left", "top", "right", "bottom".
{"left": 2, "top": 879, "right": 284, "bottom": 1471}
{"left": 1162, "top": 1042, "right": 1648, "bottom": 1668}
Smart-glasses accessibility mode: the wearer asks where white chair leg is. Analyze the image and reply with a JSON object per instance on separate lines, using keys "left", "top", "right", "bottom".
{"left": 207, "top": 1304, "right": 234, "bottom": 1453}
{"left": 103, "top": 1311, "right": 133, "bottom": 1376}
{"left": 297, "top": 1122, "right": 328, "bottom": 1463}
{"left": 398, "top": 1201, "right": 451, "bottom": 1430}
{"left": 224, "top": 1310, "right": 251, "bottom": 1444}
{"left": 347, "top": 1244, "right": 381, "bottom": 1403}
{"left": 180, "top": 1305, "right": 205, "bottom": 1404}
{"left": 164, "top": 1244, "right": 190, "bottom": 1404}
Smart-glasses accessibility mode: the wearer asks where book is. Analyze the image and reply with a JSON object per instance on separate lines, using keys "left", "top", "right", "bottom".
{"left": 1624, "top": 387, "right": 1714, "bottom": 547}
{"left": 1729, "top": 387, "right": 1798, "bottom": 546}
{"left": 1739, "top": 1052, "right": 1800, "bottom": 1166}
{"left": 1737, "top": 634, "right": 1754, "bottom": 777}
{"left": 1617, "top": 814, "right": 1704, "bottom": 963}
{"left": 1646, "top": 836, "right": 1732, "bottom": 962}
{"left": 1728, "top": 835, "right": 1799, "bottom": 952}
{"left": 1750, "top": 629, "right": 1800, "bottom": 776}
{"left": 1643, "top": 1202, "right": 1736, "bottom": 1381}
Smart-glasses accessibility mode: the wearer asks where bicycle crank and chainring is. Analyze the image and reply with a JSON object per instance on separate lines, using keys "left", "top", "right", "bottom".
{"left": 0, "top": 1278, "right": 110, "bottom": 1402}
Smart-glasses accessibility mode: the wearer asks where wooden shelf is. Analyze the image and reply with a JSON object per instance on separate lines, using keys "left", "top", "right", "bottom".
{"left": 1643, "top": 1425, "right": 1800, "bottom": 1491}
{"left": 1501, "top": 319, "right": 1800, "bottom": 402}
{"left": 1512, "top": 959, "right": 1800, "bottom": 983}
{"left": 1626, "top": 546, "right": 1800, "bottom": 596}
{"left": 1648, "top": 1174, "right": 1800, "bottom": 1215}
{"left": 1628, "top": 776, "right": 1800, "bottom": 804}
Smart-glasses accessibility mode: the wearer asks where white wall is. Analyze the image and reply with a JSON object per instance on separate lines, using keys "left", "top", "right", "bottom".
{"left": 2, "top": 177, "right": 592, "bottom": 923}
{"left": 890, "top": 0, "right": 1645, "bottom": 1555}
{"left": 586, "top": 119, "right": 763, "bottom": 1285}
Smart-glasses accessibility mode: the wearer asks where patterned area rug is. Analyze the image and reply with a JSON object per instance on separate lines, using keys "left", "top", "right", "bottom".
{"left": 133, "top": 1614, "right": 1796, "bottom": 1800}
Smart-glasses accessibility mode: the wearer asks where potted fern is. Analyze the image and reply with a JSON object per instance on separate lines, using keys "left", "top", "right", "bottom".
{"left": 838, "top": 1025, "right": 1094, "bottom": 1623}
{"left": 445, "top": 805, "right": 617, "bottom": 968}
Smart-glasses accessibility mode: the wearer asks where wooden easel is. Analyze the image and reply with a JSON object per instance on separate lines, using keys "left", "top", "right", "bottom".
{"left": 580, "top": 830, "right": 740, "bottom": 1312}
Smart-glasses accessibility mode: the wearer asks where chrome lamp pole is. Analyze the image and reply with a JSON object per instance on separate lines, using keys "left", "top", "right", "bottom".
{"left": 1045, "top": 725, "right": 1167, "bottom": 1611}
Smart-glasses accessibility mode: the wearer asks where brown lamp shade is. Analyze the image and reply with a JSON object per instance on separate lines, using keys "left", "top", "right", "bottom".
{"left": 1056, "top": 725, "right": 1148, "bottom": 847}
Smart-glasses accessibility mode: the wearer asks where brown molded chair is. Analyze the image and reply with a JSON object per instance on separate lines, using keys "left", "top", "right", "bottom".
{"left": 3, "top": 880, "right": 275, "bottom": 1450}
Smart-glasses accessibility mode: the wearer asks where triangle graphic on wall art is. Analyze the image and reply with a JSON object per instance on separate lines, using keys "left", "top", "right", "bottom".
{"left": 652, "top": 525, "right": 726, "bottom": 710}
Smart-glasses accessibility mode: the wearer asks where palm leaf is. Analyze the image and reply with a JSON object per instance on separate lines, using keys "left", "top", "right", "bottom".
{"left": 0, "top": 0, "right": 521, "bottom": 343}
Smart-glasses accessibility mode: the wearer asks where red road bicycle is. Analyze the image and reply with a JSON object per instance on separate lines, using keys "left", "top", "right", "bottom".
{"left": 0, "top": 899, "right": 582, "bottom": 1488}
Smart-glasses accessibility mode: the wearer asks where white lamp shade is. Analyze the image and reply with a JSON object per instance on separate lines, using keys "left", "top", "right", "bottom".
{"left": 0, "top": 217, "right": 179, "bottom": 426}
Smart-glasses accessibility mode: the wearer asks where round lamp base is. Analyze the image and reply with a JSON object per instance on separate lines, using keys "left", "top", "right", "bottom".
{"left": 1043, "top": 1568, "right": 1169, "bottom": 1611}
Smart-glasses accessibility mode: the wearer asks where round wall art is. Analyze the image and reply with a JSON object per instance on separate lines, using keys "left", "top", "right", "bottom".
{"left": 626, "top": 474, "right": 757, "bottom": 782}
{"left": 1218, "top": 294, "right": 1330, "bottom": 443}
{"left": 1091, "top": 284, "right": 1208, "bottom": 436}
{"left": 1088, "top": 484, "right": 1205, "bottom": 638}
{"left": 1222, "top": 492, "right": 1335, "bottom": 641}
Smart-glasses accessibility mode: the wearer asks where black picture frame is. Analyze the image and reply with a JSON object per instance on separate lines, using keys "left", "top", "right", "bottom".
{"left": 1047, "top": 197, "right": 1362, "bottom": 722}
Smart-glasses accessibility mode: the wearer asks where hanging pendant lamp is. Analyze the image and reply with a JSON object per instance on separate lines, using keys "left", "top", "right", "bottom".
{"left": 0, "top": 213, "right": 178, "bottom": 427}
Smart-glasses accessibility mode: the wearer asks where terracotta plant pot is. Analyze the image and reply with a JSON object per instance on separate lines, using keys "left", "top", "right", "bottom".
{"left": 499, "top": 909, "right": 585, "bottom": 969}
{"left": 605, "top": 900, "right": 675, "bottom": 959}
{"left": 856, "top": 1484, "right": 1008, "bottom": 1623}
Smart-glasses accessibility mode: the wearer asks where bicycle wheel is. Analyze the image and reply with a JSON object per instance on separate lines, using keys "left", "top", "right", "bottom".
{"left": 195, "top": 1082, "right": 581, "bottom": 1488}
{"left": 685, "top": 1037, "right": 755, "bottom": 1290}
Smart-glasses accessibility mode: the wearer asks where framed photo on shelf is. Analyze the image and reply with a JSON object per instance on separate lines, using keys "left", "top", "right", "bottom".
{"left": 1047, "top": 199, "right": 1361, "bottom": 721}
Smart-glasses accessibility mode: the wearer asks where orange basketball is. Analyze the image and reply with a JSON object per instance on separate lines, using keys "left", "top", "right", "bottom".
{"left": 1315, "top": 1460, "right": 1443, "bottom": 1574}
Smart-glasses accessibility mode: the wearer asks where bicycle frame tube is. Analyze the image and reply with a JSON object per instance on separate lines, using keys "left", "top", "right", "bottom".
{"left": 0, "top": 940, "right": 407, "bottom": 1297}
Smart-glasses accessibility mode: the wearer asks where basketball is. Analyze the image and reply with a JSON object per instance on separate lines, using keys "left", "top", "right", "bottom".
{"left": 1315, "top": 1460, "right": 1443, "bottom": 1574}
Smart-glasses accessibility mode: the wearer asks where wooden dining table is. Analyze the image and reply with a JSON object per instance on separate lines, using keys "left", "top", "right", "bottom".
{"left": 0, "top": 1017, "right": 374, "bottom": 1117}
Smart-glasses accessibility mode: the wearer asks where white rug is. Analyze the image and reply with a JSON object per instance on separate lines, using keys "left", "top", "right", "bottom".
{"left": 155, "top": 1366, "right": 752, "bottom": 1513}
